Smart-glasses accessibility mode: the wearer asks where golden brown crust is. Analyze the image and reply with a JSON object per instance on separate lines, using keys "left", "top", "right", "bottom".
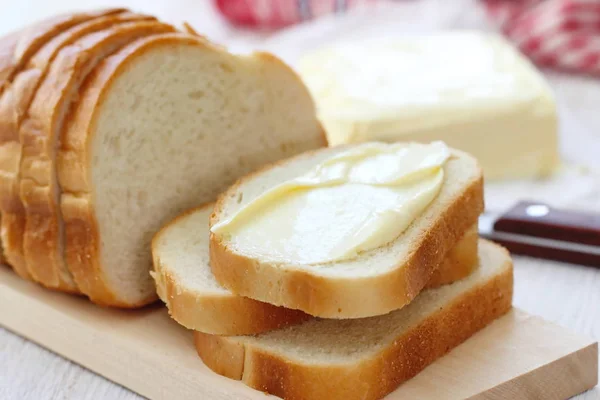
{"left": 0, "top": 9, "right": 126, "bottom": 86}
{"left": 153, "top": 259, "right": 312, "bottom": 335}
{"left": 153, "top": 205, "right": 478, "bottom": 334}
{"left": 0, "top": 12, "right": 155, "bottom": 290}
{"left": 0, "top": 8, "right": 126, "bottom": 280}
{"left": 0, "top": 217, "right": 5, "bottom": 264}
{"left": 209, "top": 149, "right": 484, "bottom": 318}
{"left": 58, "top": 34, "right": 205, "bottom": 307}
{"left": 194, "top": 240, "right": 514, "bottom": 400}
{"left": 181, "top": 22, "right": 206, "bottom": 39}
{"left": 0, "top": 213, "right": 26, "bottom": 277}
{"left": 194, "top": 332, "right": 246, "bottom": 380}
{"left": 0, "top": 29, "right": 25, "bottom": 91}
{"left": 425, "top": 224, "right": 478, "bottom": 289}
{"left": 17, "top": 21, "right": 176, "bottom": 294}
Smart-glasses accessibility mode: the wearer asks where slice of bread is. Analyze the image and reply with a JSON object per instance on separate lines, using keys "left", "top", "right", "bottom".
{"left": 195, "top": 240, "right": 513, "bottom": 400}
{"left": 17, "top": 20, "right": 175, "bottom": 293}
{"left": 57, "top": 33, "right": 326, "bottom": 307}
{"left": 152, "top": 203, "right": 478, "bottom": 335}
{"left": 0, "top": 8, "right": 125, "bottom": 278}
{"left": 210, "top": 145, "right": 483, "bottom": 318}
{"left": 0, "top": 12, "right": 156, "bottom": 290}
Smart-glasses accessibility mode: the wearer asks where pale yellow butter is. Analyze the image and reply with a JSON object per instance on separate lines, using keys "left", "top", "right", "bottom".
{"left": 297, "top": 32, "right": 559, "bottom": 180}
{"left": 211, "top": 141, "right": 450, "bottom": 264}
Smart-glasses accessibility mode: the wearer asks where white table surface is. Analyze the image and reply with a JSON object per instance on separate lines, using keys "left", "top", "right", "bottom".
{"left": 0, "top": 0, "right": 599, "bottom": 399}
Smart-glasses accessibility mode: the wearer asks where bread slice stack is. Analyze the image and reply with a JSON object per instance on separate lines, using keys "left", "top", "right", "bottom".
{"left": 0, "top": 8, "right": 514, "bottom": 399}
{"left": 0, "top": 9, "right": 326, "bottom": 304}
{"left": 152, "top": 142, "right": 514, "bottom": 399}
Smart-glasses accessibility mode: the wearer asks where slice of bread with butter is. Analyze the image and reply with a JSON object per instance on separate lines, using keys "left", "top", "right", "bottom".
{"left": 151, "top": 203, "right": 478, "bottom": 335}
{"left": 195, "top": 240, "right": 513, "bottom": 400}
{"left": 209, "top": 141, "right": 484, "bottom": 318}
{"left": 297, "top": 32, "right": 559, "bottom": 180}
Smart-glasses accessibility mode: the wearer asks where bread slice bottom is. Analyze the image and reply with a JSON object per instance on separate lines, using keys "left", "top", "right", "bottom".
{"left": 152, "top": 204, "right": 478, "bottom": 335}
{"left": 194, "top": 240, "right": 513, "bottom": 400}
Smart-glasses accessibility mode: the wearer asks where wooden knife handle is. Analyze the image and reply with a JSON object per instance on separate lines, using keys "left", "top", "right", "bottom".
{"left": 494, "top": 201, "right": 600, "bottom": 246}
{"left": 482, "top": 235, "right": 600, "bottom": 267}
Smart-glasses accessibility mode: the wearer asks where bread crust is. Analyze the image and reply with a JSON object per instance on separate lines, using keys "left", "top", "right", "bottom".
{"left": 0, "top": 9, "right": 125, "bottom": 86}
{"left": 194, "top": 240, "right": 514, "bottom": 400}
{"left": 210, "top": 148, "right": 484, "bottom": 318}
{"left": 153, "top": 260, "right": 312, "bottom": 335}
{"left": 0, "top": 8, "right": 125, "bottom": 279}
{"left": 425, "top": 224, "right": 478, "bottom": 288}
{"left": 153, "top": 203, "right": 478, "bottom": 334}
{"left": 0, "top": 12, "right": 155, "bottom": 291}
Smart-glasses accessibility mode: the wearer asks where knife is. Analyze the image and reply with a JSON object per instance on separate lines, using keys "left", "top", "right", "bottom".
{"left": 478, "top": 200, "right": 600, "bottom": 267}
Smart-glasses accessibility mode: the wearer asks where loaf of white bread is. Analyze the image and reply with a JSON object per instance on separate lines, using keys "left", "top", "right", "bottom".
{"left": 0, "top": 9, "right": 326, "bottom": 305}
{"left": 297, "top": 32, "right": 560, "bottom": 180}
{"left": 0, "top": 10, "right": 514, "bottom": 400}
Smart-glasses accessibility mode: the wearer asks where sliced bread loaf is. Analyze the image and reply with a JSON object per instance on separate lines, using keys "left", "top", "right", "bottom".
{"left": 209, "top": 145, "right": 483, "bottom": 318}
{"left": 0, "top": 8, "right": 125, "bottom": 278}
{"left": 57, "top": 33, "right": 326, "bottom": 307}
{"left": 195, "top": 240, "right": 513, "bottom": 400}
{"left": 17, "top": 20, "right": 175, "bottom": 293}
{"left": 0, "top": 12, "right": 156, "bottom": 290}
{"left": 152, "top": 203, "right": 478, "bottom": 334}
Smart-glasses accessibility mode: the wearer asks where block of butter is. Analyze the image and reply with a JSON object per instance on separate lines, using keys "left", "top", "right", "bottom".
{"left": 297, "top": 31, "right": 559, "bottom": 180}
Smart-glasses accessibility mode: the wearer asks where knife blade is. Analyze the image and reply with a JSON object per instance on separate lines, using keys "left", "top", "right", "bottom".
{"left": 478, "top": 201, "right": 600, "bottom": 267}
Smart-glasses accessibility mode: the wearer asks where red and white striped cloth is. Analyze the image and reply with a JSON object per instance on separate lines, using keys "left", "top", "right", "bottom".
{"left": 214, "top": 0, "right": 600, "bottom": 76}
{"left": 483, "top": 0, "right": 600, "bottom": 76}
{"left": 214, "top": 0, "right": 377, "bottom": 29}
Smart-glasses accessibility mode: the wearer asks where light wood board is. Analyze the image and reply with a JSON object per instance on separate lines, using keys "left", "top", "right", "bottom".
{"left": 0, "top": 266, "right": 597, "bottom": 400}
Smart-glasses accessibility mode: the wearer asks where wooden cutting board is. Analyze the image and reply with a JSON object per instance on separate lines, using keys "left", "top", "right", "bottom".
{"left": 0, "top": 265, "right": 597, "bottom": 400}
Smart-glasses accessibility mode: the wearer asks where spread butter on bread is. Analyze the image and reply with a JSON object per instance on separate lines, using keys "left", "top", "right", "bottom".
{"left": 210, "top": 143, "right": 484, "bottom": 318}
